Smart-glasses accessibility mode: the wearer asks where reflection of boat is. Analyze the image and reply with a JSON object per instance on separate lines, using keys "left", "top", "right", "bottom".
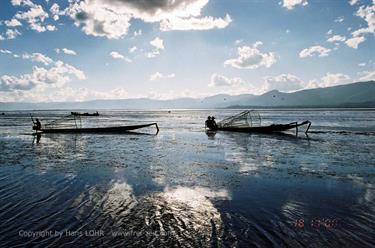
{"left": 209, "top": 110, "right": 311, "bottom": 135}
{"left": 71, "top": 111, "right": 99, "bottom": 116}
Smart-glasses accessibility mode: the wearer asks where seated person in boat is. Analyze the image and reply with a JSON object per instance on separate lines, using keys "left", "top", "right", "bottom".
{"left": 32, "top": 118, "right": 42, "bottom": 131}
{"left": 205, "top": 116, "right": 218, "bottom": 130}
{"left": 205, "top": 116, "right": 212, "bottom": 128}
{"left": 211, "top": 117, "right": 217, "bottom": 129}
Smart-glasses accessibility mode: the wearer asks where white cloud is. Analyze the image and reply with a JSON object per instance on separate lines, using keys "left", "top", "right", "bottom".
{"left": 281, "top": 0, "right": 308, "bottom": 10}
{"left": 133, "top": 29, "right": 142, "bottom": 37}
{"left": 146, "top": 50, "right": 160, "bottom": 58}
{"left": 207, "top": 74, "right": 265, "bottom": 95}
{"left": 146, "top": 37, "right": 165, "bottom": 58}
{"left": 301, "top": 73, "right": 353, "bottom": 90}
{"left": 358, "top": 62, "right": 366, "bottom": 66}
{"left": 5, "top": 29, "right": 22, "bottom": 39}
{"left": 334, "top": 16, "right": 345, "bottom": 23}
{"left": 209, "top": 74, "right": 244, "bottom": 87}
{"left": 64, "top": 1, "right": 131, "bottom": 39}
{"left": 345, "top": 36, "right": 366, "bottom": 48}
{"left": 22, "top": 52, "right": 53, "bottom": 65}
{"left": 0, "top": 86, "right": 128, "bottom": 102}
{"left": 4, "top": 19, "right": 22, "bottom": 27}
{"left": 352, "top": 5, "right": 375, "bottom": 37}
{"left": 320, "top": 73, "right": 351, "bottom": 87}
{"left": 235, "top": 39, "right": 243, "bottom": 45}
{"left": 345, "top": 1, "right": 375, "bottom": 48}
{"left": 29, "top": 22, "right": 47, "bottom": 32}
{"left": 46, "top": 87, "right": 128, "bottom": 101}
{"left": 150, "top": 37, "right": 164, "bottom": 50}
{"left": 208, "top": 71, "right": 351, "bottom": 93}
{"left": 224, "top": 42, "right": 276, "bottom": 69}
{"left": 327, "top": 35, "right": 346, "bottom": 42}
{"left": 16, "top": 5, "right": 48, "bottom": 21}
{"left": 129, "top": 46, "right": 137, "bottom": 53}
{"left": 358, "top": 70, "right": 375, "bottom": 81}
{"left": 14, "top": 4, "right": 50, "bottom": 32}
{"left": 0, "top": 61, "right": 86, "bottom": 92}
{"left": 349, "top": 0, "right": 359, "bottom": 6}
{"left": 149, "top": 72, "right": 175, "bottom": 81}
{"left": 149, "top": 72, "right": 162, "bottom": 81}
{"left": 299, "top": 45, "right": 331, "bottom": 58}
{"left": 56, "top": 48, "right": 76, "bottom": 55}
{"left": 0, "top": 74, "right": 35, "bottom": 91}
{"left": 46, "top": 25, "right": 57, "bottom": 31}
{"left": 160, "top": 14, "right": 231, "bottom": 31}
{"left": 110, "top": 51, "right": 124, "bottom": 59}
{"left": 327, "top": 29, "right": 333, "bottom": 35}
{"left": 63, "top": 0, "right": 231, "bottom": 39}
{"left": 264, "top": 74, "right": 304, "bottom": 92}
{"left": 110, "top": 51, "right": 132, "bottom": 62}
{"left": 0, "top": 49, "right": 12, "bottom": 54}
{"left": 56, "top": 48, "right": 77, "bottom": 55}
{"left": 50, "top": 3, "right": 61, "bottom": 21}
{"left": 11, "top": 0, "right": 35, "bottom": 7}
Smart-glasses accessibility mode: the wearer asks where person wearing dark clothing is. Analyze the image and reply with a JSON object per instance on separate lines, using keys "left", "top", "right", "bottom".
{"left": 205, "top": 116, "right": 218, "bottom": 130}
{"left": 33, "top": 118, "right": 42, "bottom": 131}
{"left": 205, "top": 116, "right": 212, "bottom": 129}
{"left": 211, "top": 116, "right": 217, "bottom": 129}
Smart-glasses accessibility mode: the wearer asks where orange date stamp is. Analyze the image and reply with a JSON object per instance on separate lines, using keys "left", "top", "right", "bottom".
{"left": 293, "top": 218, "right": 338, "bottom": 229}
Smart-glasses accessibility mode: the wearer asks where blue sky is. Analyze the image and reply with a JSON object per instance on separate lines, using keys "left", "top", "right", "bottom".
{"left": 0, "top": 0, "right": 374, "bottom": 102}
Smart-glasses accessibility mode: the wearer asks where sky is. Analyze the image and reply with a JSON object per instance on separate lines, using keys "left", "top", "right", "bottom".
{"left": 0, "top": 0, "right": 374, "bottom": 102}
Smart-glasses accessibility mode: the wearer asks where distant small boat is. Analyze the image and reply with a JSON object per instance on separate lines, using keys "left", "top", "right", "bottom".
{"left": 207, "top": 110, "right": 311, "bottom": 135}
{"left": 71, "top": 111, "right": 99, "bottom": 116}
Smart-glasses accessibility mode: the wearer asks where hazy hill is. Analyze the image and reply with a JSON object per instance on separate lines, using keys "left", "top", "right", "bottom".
{"left": 0, "top": 81, "right": 374, "bottom": 110}
{"left": 235, "top": 81, "right": 375, "bottom": 107}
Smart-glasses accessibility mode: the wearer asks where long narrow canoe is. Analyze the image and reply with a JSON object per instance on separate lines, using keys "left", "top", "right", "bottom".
{"left": 71, "top": 111, "right": 99, "bottom": 116}
{"left": 40, "top": 123, "right": 159, "bottom": 134}
{"left": 214, "top": 121, "right": 311, "bottom": 134}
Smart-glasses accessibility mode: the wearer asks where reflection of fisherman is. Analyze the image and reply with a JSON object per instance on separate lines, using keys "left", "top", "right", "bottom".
{"left": 205, "top": 116, "right": 217, "bottom": 130}
{"left": 32, "top": 118, "right": 42, "bottom": 131}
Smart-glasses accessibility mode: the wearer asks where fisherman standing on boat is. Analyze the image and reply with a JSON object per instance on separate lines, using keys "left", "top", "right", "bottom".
{"left": 32, "top": 118, "right": 42, "bottom": 131}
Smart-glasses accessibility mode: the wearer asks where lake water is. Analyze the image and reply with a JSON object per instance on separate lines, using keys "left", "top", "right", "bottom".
{"left": 0, "top": 109, "right": 374, "bottom": 247}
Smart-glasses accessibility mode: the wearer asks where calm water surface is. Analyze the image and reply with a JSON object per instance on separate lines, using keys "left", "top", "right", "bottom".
{"left": 0, "top": 109, "right": 375, "bottom": 247}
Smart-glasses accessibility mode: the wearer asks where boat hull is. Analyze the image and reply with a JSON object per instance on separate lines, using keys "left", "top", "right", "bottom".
{"left": 214, "top": 121, "right": 311, "bottom": 134}
{"left": 41, "top": 123, "right": 159, "bottom": 134}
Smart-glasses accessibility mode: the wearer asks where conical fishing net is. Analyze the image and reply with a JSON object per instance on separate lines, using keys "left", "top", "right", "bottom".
{"left": 44, "top": 114, "right": 83, "bottom": 130}
{"left": 217, "top": 110, "right": 261, "bottom": 128}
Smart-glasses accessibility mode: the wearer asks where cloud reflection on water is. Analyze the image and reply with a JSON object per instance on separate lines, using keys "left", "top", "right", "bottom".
{"left": 70, "top": 180, "right": 230, "bottom": 246}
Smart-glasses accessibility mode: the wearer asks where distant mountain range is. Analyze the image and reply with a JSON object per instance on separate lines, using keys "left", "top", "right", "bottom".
{"left": 1, "top": 81, "right": 374, "bottom": 110}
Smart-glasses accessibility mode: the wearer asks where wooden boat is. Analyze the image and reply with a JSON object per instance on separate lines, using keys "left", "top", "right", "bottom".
{"left": 214, "top": 121, "right": 311, "bottom": 134}
{"left": 71, "top": 111, "right": 99, "bottom": 116}
{"left": 40, "top": 123, "right": 159, "bottom": 134}
{"left": 207, "top": 110, "right": 311, "bottom": 135}
{"left": 31, "top": 113, "right": 159, "bottom": 134}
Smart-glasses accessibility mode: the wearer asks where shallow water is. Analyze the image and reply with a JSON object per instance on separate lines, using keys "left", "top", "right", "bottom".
{"left": 0, "top": 109, "right": 375, "bottom": 247}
